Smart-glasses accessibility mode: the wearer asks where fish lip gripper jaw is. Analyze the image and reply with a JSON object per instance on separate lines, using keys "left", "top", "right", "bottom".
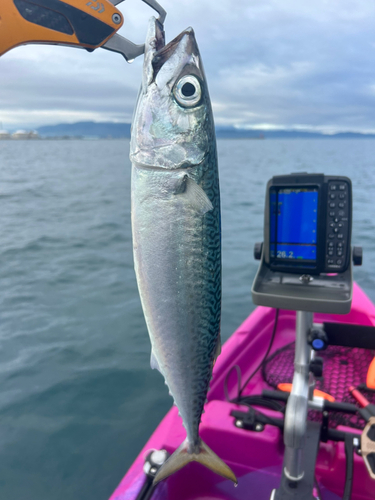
{"left": 103, "top": 0, "right": 167, "bottom": 62}
{"left": 252, "top": 249, "right": 354, "bottom": 500}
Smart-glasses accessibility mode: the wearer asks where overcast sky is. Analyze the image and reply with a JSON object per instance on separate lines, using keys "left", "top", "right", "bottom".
{"left": 2, "top": 0, "right": 375, "bottom": 132}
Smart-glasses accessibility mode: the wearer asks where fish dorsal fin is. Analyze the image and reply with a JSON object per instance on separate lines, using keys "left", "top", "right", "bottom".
{"left": 150, "top": 351, "right": 161, "bottom": 372}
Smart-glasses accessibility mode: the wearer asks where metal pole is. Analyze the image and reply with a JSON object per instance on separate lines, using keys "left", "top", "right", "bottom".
{"left": 283, "top": 310, "right": 312, "bottom": 481}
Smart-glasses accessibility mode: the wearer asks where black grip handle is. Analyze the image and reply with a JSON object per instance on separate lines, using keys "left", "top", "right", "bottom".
{"left": 14, "top": 0, "right": 74, "bottom": 34}
{"left": 14, "top": 0, "right": 115, "bottom": 46}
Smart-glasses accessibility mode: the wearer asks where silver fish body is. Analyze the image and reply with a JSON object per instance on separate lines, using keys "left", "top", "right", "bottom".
{"left": 130, "top": 18, "right": 236, "bottom": 484}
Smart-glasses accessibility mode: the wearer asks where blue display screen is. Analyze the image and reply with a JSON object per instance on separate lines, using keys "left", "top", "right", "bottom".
{"left": 270, "top": 187, "right": 318, "bottom": 261}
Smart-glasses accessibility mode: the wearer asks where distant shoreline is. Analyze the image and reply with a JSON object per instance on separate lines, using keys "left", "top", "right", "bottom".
{"left": 3, "top": 121, "right": 375, "bottom": 140}
{"left": 3, "top": 135, "right": 375, "bottom": 141}
{"left": 4, "top": 136, "right": 375, "bottom": 141}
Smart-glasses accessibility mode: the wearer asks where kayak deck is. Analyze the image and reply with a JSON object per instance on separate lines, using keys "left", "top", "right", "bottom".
{"left": 109, "top": 283, "right": 375, "bottom": 500}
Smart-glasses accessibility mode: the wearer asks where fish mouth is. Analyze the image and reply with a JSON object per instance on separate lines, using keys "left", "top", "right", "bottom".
{"left": 143, "top": 17, "right": 199, "bottom": 87}
{"left": 152, "top": 27, "right": 195, "bottom": 75}
{"left": 146, "top": 16, "right": 165, "bottom": 56}
{"left": 142, "top": 17, "right": 165, "bottom": 88}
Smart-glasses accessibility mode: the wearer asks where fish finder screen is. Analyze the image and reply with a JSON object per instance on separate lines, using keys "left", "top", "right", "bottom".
{"left": 270, "top": 187, "right": 318, "bottom": 262}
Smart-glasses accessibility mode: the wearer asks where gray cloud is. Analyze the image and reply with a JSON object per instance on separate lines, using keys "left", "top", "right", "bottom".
{"left": 2, "top": 0, "right": 375, "bottom": 131}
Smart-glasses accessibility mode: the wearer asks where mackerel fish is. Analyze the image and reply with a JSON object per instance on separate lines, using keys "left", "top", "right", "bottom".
{"left": 130, "top": 17, "right": 237, "bottom": 485}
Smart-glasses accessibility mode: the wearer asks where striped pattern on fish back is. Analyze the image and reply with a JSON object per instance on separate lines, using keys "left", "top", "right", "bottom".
{"left": 187, "top": 136, "right": 221, "bottom": 444}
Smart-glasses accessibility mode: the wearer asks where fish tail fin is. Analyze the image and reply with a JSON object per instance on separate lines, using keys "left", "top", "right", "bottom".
{"left": 194, "top": 440, "right": 237, "bottom": 484}
{"left": 153, "top": 439, "right": 237, "bottom": 485}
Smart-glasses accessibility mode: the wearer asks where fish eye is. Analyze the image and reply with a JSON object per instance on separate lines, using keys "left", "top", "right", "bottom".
{"left": 174, "top": 75, "right": 202, "bottom": 107}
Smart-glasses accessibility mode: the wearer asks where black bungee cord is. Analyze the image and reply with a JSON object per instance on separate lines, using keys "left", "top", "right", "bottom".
{"left": 224, "top": 308, "right": 281, "bottom": 410}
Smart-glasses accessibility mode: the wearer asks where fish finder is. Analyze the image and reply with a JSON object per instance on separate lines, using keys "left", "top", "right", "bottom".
{"left": 252, "top": 172, "right": 363, "bottom": 314}
{"left": 263, "top": 173, "right": 352, "bottom": 274}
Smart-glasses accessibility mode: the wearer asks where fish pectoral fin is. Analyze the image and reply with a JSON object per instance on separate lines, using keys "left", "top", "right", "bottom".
{"left": 150, "top": 351, "right": 161, "bottom": 372}
{"left": 178, "top": 176, "right": 213, "bottom": 215}
{"left": 153, "top": 438, "right": 237, "bottom": 485}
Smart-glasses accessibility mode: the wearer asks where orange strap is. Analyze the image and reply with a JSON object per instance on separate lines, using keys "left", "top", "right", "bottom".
{"left": 366, "top": 357, "right": 375, "bottom": 390}
{"left": 277, "top": 383, "right": 335, "bottom": 402}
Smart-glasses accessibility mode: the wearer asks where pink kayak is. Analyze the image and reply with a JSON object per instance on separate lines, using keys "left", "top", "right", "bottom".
{"left": 109, "top": 282, "right": 375, "bottom": 500}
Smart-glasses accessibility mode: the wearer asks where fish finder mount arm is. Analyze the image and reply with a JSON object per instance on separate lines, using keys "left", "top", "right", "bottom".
{"left": 283, "top": 310, "right": 313, "bottom": 482}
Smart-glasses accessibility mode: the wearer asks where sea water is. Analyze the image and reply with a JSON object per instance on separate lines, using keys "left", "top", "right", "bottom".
{"left": 0, "top": 138, "right": 374, "bottom": 500}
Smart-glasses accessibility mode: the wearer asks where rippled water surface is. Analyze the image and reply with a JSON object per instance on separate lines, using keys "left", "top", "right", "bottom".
{"left": 0, "top": 139, "right": 374, "bottom": 499}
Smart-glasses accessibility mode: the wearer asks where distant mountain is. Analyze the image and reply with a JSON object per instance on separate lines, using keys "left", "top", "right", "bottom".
{"left": 36, "top": 121, "right": 375, "bottom": 139}
{"left": 215, "top": 126, "right": 375, "bottom": 139}
{"left": 37, "top": 121, "right": 131, "bottom": 138}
